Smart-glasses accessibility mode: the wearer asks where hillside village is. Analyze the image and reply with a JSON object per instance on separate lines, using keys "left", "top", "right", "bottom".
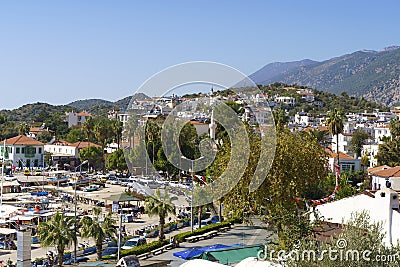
{"left": 3, "top": 84, "right": 400, "bottom": 266}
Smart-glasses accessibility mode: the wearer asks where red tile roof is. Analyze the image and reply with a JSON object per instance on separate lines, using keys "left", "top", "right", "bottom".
{"left": 71, "top": 141, "right": 100, "bottom": 149}
{"left": 367, "top": 165, "right": 390, "bottom": 174}
{"left": 327, "top": 151, "right": 355, "bottom": 160}
{"left": 76, "top": 112, "right": 92, "bottom": 117}
{"left": 373, "top": 166, "right": 400, "bottom": 178}
{"left": 3, "top": 135, "right": 44, "bottom": 146}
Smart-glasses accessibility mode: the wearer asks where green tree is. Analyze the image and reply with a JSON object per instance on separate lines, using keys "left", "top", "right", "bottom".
{"left": 78, "top": 146, "right": 103, "bottom": 170}
{"left": 111, "top": 120, "right": 123, "bottom": 149}
{"left": 273, "top": 108, "right": 288, "bottom": 129}
{"left": 37, "top": 131, "right": 53, "bottom": 143}
{"left": 65, "top": 128, "right": 86, "bottom": 143}
{"left": 145, "top": 189, "right": 177, "bottom": 241}
{"left": 349, "top": 129, "right": 370, "bottom": 158}
{"left": 18, "top": 122, "right": 30, "bottom": 135}
{"left": 289, "top": 212, "right": 400, "bottom": 267}
{"left": 82, "top": 117, "right": 95, "bottom": 141}
{"left": 106, "top": 149, "right": 127, "bottom": 172}
{"left": 79, "top": 207, "right": 116, "bottom": 260}
{"left": 37, "top": 211, "right": 76, "bottom": 266}
{"left": 306, "top": 129, "right": 330, "bottom": 146}
{"left": 390, "top": 118, "right": 400, "bottom": 140}
{"left": 326, "top": 108, "right": 344, "bottom": 172}
{"left": 376, "top": 139, "right": 400, "bottom": 167}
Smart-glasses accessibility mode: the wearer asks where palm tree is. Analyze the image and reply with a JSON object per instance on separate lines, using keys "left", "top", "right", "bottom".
{"left": 112, "top": 120, "right": 123, "bottom": 150}
{"left": 37, "top": 211, "right": 76, "bottom": 266}
{"left": 93, "top": 119, "right": 110, "bottom": 172}
{"left": 18, "top": 122, "right": 30, "bottom": 136}
{"left": 326, "top": 108, "right": 344, "bottom": 176}
{"left": 307, "top": 129, "right": 330, "bottom": 146}
{"left": 79, "top": 207, "right": 116, "bottom": 260}
{"left": 82, "top": 117, "right": 95, "bottom": 141}
{"left": 145, "top": 189, "right": 177, "bottom": 241}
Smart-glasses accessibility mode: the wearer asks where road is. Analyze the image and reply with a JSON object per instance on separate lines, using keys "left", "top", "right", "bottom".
{"left": 151, "top": 219, "right": 271, "bottom": 267}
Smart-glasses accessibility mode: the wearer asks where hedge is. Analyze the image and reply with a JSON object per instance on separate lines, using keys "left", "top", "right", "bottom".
{"left": 173, "top": 220, "right": 233, "bottom": 243}
{"left": 101, "top": 218, "right": 239, "bottom": 259}
{"left": 103, "top": 239, "right": 169, "bottom": 259}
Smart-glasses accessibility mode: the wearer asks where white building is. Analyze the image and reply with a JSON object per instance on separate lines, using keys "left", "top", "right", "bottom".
{"left": 313, "top": 188, "right": 400, "bottom": 246}
{"left": 66, "top": 111, "right": 92, "bottom": 128}
{"left": 362, "top": 144, "right": 379, "bottom": 168}
{"left": 327, "top": 151, "right": 361, "bottom": 172}
{"left": 274, "top": 96, "right": 296, "bottom": 107}
{"left": 1, "top": 135, "right": 44, "bottom": 168}
{"left": 44, "top": 139, "right": 100, "bottom": 166}
{"left": 370, "top": 166, "right": 400, "bottom": 191}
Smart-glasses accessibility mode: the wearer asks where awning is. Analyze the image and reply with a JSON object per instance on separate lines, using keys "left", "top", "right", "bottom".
{"left": 173, "top": 244, "right": 231, "bottom": 260}
{"left": 104, "top": 193, "right": 141, "bottom": 203}
{"left": 10, "top": 215, "right": 39, "bottom": 221}
{"left": 191, "top": 245, "right": 264, "bottom": 264}
{"left": 0, "top": 228, "right": 17, "bottom": 235}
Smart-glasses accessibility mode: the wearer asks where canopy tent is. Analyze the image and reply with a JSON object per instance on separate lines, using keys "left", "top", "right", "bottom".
{"left": 179, "top": 259, "right": 228, "bottom": 267}
{"left": 104, "top": 193, "right": 141, "bottom": 203}
{"left": 0, "top": 228, "right": 17, "bottom": 235}
{"left": 173, "top": 244, "right": 231, "bottom": 260}
{"left": 191, "top": 245, "right": 264, "bottom": 265}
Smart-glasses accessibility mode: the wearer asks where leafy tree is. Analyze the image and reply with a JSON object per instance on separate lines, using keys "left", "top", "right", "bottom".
{"left": 65, "top": 128, "right": 86, "bottom": 143}
{"left": 0, "top": 114, "right": 6, "bottom": 124}
{"left": 44, "top": 113, "right": 69, "bottom": 138}
{"left": 106, "top": 149, "right": 127, "bottom": 172}
{"left": 37, "top": 211, "right": 76, "bottom": 266}
{"left": 273, "top": 108, "right": 288, "bottom": 129}
{"left": 349, "top": 129, "right": 370, "bottom": 158}
{"left": 37, "top": 131, "right": 53, "bottom": 143}
{"left": 376, "top": 139, "right": 400, "bottom": 167}
{"left": 79, "top": 207, "right": 116, "bottom": 260}
{"left": 145, "top": 189, "right": 177, "bottom": 241}
{"left": 78, "top": 146, "right": 103, "bottom": 170}
{"left": 326, "top": 108, "right": 344, "bottom": 170}
{"left": 390, "top": 118, "right": 400, "bottom": 140}
{"left": 289, "top": 212, "right": 400, "bottom": 267}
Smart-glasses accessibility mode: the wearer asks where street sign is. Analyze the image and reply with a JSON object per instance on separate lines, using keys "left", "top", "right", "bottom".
{"left": 112, "top": 202, "right": 119, "bottom": 213}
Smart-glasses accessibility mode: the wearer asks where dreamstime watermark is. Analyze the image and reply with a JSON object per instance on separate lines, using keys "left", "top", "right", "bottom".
{"left": 257, "top": 239, "right": 399, "bottom": 263}
{"left": 122, "top": 62, "right": 277, "bottom": 206}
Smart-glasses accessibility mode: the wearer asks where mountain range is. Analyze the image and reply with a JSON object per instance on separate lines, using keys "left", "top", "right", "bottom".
{"left": 250, "top": 46, "right": 400, "bottom": 106}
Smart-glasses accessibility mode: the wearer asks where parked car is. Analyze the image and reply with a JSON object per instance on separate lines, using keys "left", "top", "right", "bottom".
{"left": 121, "top": 237, "right": 146, "bottom": 250}
{"left": 101, "top": 247, "right": 118, "bottom": 258}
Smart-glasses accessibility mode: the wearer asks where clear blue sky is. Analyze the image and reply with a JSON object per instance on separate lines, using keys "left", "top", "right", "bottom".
{"left": 1, "top": 0, "right": 399, "bottom": 110}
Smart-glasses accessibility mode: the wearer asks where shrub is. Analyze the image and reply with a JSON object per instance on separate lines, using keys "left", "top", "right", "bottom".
{"left": 104, "top": 239, "right": 169, "bottom": 259}
{"left": 173, "top": 220, "right": 233, "bottom": 242}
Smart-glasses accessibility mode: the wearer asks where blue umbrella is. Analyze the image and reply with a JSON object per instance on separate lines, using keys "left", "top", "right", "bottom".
{"left": 173, "top": 244, "right": 231, "bottom": 260}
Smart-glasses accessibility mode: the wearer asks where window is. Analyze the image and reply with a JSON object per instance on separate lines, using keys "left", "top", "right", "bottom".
{"left": 38, "top": 148, "right": 42, "bottom": 154}
{"left": 16, "top": 147, "right": 20, "bottom": 154}
{"left": 22, "top": 147, "right": 25, "bottom": 153}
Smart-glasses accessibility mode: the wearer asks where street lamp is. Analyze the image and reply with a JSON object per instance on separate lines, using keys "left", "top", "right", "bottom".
{"left": 181, "top": 155, "right": 204, "bottom": 232}
{"left": 70, "top": 160, "right": 88, "bottom": 263}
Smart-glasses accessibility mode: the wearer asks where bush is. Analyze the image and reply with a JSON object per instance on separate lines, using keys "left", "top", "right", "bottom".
{"left": 104, "top": 239, "right": 169, "bottom": 259}
{"left": 173, "top": 220, "right": 233, "bottom": 242}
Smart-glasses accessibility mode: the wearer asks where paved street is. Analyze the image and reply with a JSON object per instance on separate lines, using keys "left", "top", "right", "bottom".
{"left": 152, "top": 219, "right": 271, "bottom": 267}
